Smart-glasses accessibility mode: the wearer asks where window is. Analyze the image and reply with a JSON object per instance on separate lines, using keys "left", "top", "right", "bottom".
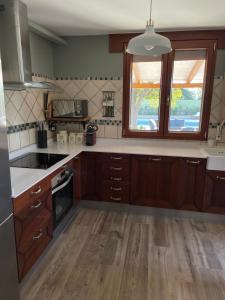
{"left": 123, "top": 40, "right": 216, "bottom": 140}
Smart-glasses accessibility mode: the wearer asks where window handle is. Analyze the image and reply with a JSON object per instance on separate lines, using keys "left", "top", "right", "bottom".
{"left": 167, "top": 94, "right": 171, "bottom": 106}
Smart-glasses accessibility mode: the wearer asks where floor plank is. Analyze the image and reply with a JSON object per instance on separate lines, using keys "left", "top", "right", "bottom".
{"left": 21, "top": 206, "right": 225, "bottom": 300}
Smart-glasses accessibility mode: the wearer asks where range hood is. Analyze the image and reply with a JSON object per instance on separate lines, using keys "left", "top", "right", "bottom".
{"left": 0, "top": 0, "right": 59, "bottom": 91}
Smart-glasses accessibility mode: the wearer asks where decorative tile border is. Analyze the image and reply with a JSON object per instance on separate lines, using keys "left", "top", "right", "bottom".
{"left": 89, "top": 119, "right": 122, "bottom": 126}
{"left": 55, "top": 76, "right": 121, "bottom": 81}
{"left": 7, "top": 122, "right": 38, "bottom": 134}
{"left": 32, "top": 73, "right": 54, "bottom": 80}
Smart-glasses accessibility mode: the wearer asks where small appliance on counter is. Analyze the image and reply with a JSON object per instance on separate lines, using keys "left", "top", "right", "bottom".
{"left": 37, "top": 122, "right": 48, "bottom": 148}
{"left": 85, "top": 124, "right": 98, "bottom": 146}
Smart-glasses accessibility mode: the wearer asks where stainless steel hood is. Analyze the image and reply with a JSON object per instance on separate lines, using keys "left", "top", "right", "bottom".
{"left": 0, "top": 0, "right": 58, "bottom": 91}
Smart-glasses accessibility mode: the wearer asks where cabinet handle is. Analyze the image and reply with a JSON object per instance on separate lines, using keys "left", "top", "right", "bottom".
{"left": 31, "top": 187, "right": 42, "bottom": 195}
{"left": 110, "top": 187, "right": 122, "bottom": 191}
{"left": 110, "top": 196, "right": 121, "bottom": 201}
{"left": 110, "top": 167, "right": 123, "bottom": 171}
{"left": 31, "top": 200, "right": 42, "bottom": 209}
{"left": 186, "top": 160, "right": 200, "bottom": 165}
{"left": 32, "top": 231, "right": 43, "bottom": 240}
{"left": 110, "top": 156, "right": 123, "bottom": 160}
{"left": 74, "top": 156, "right": 79, "bottom": 160}
{"left": 216, "top": 176, "right": 225, "bottom": 181}
{"left": 110, "top": 177, "right": 122, "bottom": 181}
{"left": 150, "top": 158, "right": 162, "bottom": 162}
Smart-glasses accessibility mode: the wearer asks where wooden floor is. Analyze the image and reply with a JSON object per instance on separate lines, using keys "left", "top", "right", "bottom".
{"left": 21, "top": 205, "right": 225, "bottom": 300}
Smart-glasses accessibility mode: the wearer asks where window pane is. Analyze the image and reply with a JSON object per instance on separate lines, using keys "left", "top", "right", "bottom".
{"left": 129, "top": 56, "right": 162, "bottom": 131}
{"left": 168, "top": 50, "right": 206, "bottom": 133}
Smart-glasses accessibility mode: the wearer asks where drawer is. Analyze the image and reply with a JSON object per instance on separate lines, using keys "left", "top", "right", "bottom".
{"left": 101, "top": 165, "right": 130, "bottom": 181}
{"left": 100, "top": 153, "right": 130, "bottom": 163}
{"left": 14, "top": 208, "right": 52, "bottom": 254}
{"left": 13, "top": 179, "right": 52, "bottom": 220}
{"left": 99, "top": 182, "right": 129, "bottom": 203}
{"left": 17, "top": 225, "right": 52, "bottom": 281}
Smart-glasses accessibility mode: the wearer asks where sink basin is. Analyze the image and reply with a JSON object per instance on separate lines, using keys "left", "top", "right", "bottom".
{"left": 206, "top": 148, "right": 225, "bottom": 156}
{"left": 205, "top": 148, "right": 225, "bottom": 171}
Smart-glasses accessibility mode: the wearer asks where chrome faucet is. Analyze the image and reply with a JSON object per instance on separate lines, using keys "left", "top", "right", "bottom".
{"left": 216, "top": 118, "right": 225, "bottom": 141}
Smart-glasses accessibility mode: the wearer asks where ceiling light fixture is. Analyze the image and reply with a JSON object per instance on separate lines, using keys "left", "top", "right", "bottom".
{"left": 127, "top": 0, "right": 172, "bottom": 56}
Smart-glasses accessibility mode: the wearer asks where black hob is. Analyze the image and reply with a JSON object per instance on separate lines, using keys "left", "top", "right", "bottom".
{"left": 10, "top": 153, "right": 69, "bottom": 170}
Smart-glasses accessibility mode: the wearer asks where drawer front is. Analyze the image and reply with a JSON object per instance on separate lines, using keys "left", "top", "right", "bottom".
{"left": 99, "top": 182, "right": 129, "bottom": 203}
{"left": 13, "top": 179, "right": 51, "bottom": 220}
{"left": 100, "top": 153, "right": 130, "bottom": 162}
{"left": 97, "top": 154, "right": 130, "bottom": 183}
{"left": 14, "top": 208, "right": 52, "bottom": 254}
{"left": 17, "top": 226, "right": 52, "bottom": 281}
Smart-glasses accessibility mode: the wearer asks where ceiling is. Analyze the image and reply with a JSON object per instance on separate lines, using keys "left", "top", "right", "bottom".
{"left": 22, "top": 0, "right": 225, "bottom": 36}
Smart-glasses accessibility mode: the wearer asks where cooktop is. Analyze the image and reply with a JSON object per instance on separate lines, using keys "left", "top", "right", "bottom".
{"left": 10, "top": 153, "right": 69, "bottom": 170}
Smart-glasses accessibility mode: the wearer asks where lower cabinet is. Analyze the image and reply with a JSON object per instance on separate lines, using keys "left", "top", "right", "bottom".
{"left": 13, "top": 178, "right": 53, "bottom": 281}
{"left": 73, "top": 155, "right": 82, "bottom": 203}
{"left": 131, "top": 155, "right": 206, "bottom": 211}
{"left": 131, "top": 155, "right": 180, "bottom": 208}
{"left": 175, "top": 158, "right": 206, "bottom": 211}
{"left": 203, "top": 171, "right": 225, "bottom": 214}
{"left": 81, "top": 152, "right": 98, "bottom": 200}
{"left": 96, "top": 153, "right": 130, "bottom": 203}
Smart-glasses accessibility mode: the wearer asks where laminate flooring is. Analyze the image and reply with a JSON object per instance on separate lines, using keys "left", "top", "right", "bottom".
{"left": 21, "top": 205, "right": 225, "bottom": 300}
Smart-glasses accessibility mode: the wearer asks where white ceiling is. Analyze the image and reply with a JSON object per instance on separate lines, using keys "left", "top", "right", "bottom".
{"left": 22, "top": 0, "right": 225, "bottom": 36}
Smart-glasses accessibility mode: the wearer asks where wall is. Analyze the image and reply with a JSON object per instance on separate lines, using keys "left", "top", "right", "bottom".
{"left": 53, "top": 36, "right": 123, "bottom": 78}
{"left": 5, "top": 76, "right": 54, "bottom": 152}
{"left": 5, "top": 34, "right": 225, "bottom": 152}
{"left": 30, "top": 32, "right": 54, "bottom": 78}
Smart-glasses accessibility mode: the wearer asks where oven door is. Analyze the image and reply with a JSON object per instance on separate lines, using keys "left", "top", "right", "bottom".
{"left": 52, "top": 171, "right": 74, "bottom": 228}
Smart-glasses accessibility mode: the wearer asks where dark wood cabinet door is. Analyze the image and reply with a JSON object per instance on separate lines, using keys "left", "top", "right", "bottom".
{"left": 176, "top": 158, "right": 206, "bottom": 211}
{"left": 203, "top": 171, "right": 225, "bottom": 214}
{"left": 81, "top": 152, "right": 98, "bottom": 200}
{"left": 131, "top": 155, "right": 180, "bottom": 208}
{"left": 73, "top": 155, "right": 82, "bottom": 204}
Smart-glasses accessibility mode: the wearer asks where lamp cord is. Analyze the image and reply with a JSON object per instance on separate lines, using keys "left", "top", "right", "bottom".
{"left": 149, "top": 0, "right": 153, "bottom": 24}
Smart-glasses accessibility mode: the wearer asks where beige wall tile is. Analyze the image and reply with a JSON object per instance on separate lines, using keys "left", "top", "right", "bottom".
{"left": 9, "top": 132, "right": 20, "bottom": 152}
{"left": 20, "top": 130, "right": 30, "bottom": 148}
{"left": 29, "top": 128, "right": 36, "bottom": 145}
{"left": 96, "top": 125, "right": 105, "bottom": 138}
{"left": 105, "top": 125, "right": 118, "bottom": 139}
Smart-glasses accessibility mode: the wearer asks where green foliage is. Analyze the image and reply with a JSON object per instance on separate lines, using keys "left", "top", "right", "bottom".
{"left": 133, "top": 87, "right": 203, "bottom": 116}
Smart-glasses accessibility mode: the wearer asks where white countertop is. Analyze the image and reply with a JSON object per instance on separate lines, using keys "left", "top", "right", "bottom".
{"left": 10, "top": 138, "right": 209, "bottom": 198}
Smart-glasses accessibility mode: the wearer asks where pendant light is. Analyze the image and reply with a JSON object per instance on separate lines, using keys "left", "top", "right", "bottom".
{"left": 127, "top": 0, "right": 172, "bottom": 56}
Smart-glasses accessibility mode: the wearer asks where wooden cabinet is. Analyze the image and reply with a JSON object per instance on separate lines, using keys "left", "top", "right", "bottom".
{"left": 131, "top": 155, "right": 206, "bottom": 211}
{"left": 81, "top": 152, "right": 98, "bottom": 200}
{"left": 13, "top": 177, "right": 52, "bottom": 281}
{"left": 96, "top": 153, "right": 130, "bottom": 203}
{"left": 73, "top": 155, "right": 82, "bottom": 203}
{"left": 203, "top": 171, "right": 225, "bottom": 214}
{"left": 176, "top": 158, "right": 206, "bottom": 211}
{"left": 131, "top": 155, "right": 180, "bottom": 208}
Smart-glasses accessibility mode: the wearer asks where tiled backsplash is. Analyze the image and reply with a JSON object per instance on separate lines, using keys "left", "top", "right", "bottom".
{"left": 52, "top": 79, "right": 123, "bottom": 139}
{"left": 5, "top": 74, "right": 225, "bottom": 153}
{"left": 5, "top": 76, "right": 54, "bottom": 152}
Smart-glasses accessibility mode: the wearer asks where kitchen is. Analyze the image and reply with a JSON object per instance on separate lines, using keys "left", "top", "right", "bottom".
{"left": 1, "top": 0, "right": 225, "bottom": 299}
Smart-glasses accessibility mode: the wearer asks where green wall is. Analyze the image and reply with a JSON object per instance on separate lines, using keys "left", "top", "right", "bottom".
{"left": 53, "top": 35, "right": 123, "bottom": 78}
{"left": 29, "top": 33, "right": 225, "bottom": 79}
{"left": 30, "top": 32, "right": 54, "bottom": 78}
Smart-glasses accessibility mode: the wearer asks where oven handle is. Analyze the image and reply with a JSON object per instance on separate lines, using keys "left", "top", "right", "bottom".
{"left": 52, "top": 174, "right": 73, "bottom": 195}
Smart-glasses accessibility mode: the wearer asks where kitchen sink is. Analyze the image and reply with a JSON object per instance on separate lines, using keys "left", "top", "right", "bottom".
{"left": 205, "top": 148, "right": 225, "bottom": 171}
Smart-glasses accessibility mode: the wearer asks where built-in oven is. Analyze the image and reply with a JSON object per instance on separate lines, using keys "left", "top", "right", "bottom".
{"left": 51, "top": 165, "right": 74, "bottom": 229}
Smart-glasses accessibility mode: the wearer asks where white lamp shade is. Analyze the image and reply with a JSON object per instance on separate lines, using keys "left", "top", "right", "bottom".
{"left": 127, "top": 25, "right": 172, "bottom": 56}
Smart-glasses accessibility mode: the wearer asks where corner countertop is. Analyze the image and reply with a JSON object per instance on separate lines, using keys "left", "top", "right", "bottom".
{"left": 10, "top": 138, "right": 208, "bottom": 199}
